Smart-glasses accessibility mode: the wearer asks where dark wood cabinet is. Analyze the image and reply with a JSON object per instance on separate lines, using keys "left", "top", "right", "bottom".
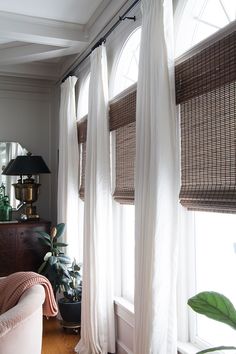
{"left": 0, "top": 220, "right": 50, "bottom": 276}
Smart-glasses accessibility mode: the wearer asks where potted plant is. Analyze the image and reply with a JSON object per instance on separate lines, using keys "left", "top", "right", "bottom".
{"left": 36, "top": 223, "right": 82, "bottom": 324}
{"left": 188, "top": 291, "right": 236, "bottom": 353}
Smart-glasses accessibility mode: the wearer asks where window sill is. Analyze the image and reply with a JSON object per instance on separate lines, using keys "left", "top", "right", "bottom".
{"left": 114, "top": 297, "right": 134, "bottom": 327}
{"left": 178, "top": 341, "right": 201, "bottom": 354}
{"left": 113, "top": 302, "right": 202, "bottom": 354}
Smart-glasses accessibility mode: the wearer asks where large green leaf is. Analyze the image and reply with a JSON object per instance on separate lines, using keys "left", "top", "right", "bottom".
{"left": 197, "top": 346, "right": 236, "bottom": 353}
{"left": 48, "top": 256, "right": 57, "bottom": 266}
{"left": 55, "top": 223, "right": 65, "bottom": 239}
{"left": 36, "top": 231, "right": 51, "bottom": 241}
{"left": 38, "top": 237, "right": 51, "bottom": 247}
{"left": 54, "top": 242, "right": 68, "bottom": 248}
{"left": 57, "top": 255, "right": 71, "bottom": 264}
{"left": 188, "top": 292, "right": 236, "bottom": 330}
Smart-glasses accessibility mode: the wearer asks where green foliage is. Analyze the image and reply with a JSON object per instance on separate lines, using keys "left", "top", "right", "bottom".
{"left": 197, "top": 346, "right": 236, "bottom": 354}
{"left": 188, "top": 291, "right": 236, "bottom": 353}
{"left": 36, "top": 223, "right": 82, "bottom": 302}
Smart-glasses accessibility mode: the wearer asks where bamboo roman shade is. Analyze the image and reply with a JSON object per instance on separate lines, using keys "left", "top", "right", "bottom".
{"left": 77, "top": 88, "right": 136, "bottom": 204}
{"left": 110, "top": 88, "right": 136, "bottom": 204}
{"left": 78, "top": 118, "right": 87, "bottom": 200}
{"left": 176, "top": 30, "right": 236, "bottom": 212}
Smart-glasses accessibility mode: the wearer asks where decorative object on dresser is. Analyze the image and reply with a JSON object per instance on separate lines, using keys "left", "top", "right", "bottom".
{"left": 0, "top": 220, "right": 50, "bottom": 277}
{"left": 2, "top": 152, "right": 50, "bottom": 220}
{"left": 0, "top": 184, "right": 12, "bottom": 221}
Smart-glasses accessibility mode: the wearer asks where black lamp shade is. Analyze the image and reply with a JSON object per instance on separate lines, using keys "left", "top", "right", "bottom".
{"left": 2, "top": 155, "right": 50, "bottom": 176}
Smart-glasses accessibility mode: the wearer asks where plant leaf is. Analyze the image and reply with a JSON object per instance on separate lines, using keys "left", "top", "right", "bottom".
{"left": 197, "top": 346, "right": 236, "bottom": 353}
{"left": 188, "top": 292, "right": 236, "bottom": 330}
{"left": 55, "top": 223, "right": 65, "bottom": 239}
{"left": 38, "top": 261, "right": 47, "bottom": 273}
{"left": 57, "top": 255, "right": 71, "bottom": 264}
{"left": 36, "top": 231, "right": 51, "bottom": 241}
{"left": 48, "top": 256, "right": 57, "bottom": 265}
{"left": 54, "top": 242, "right": 68, "bottom": 247}
{"left": 38, "top": 237, "right": 51, "bottom": 247}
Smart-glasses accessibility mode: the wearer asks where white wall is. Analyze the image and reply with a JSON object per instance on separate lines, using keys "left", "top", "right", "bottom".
{"left": 0, "top": 76, "right": 57, "bottom": 221}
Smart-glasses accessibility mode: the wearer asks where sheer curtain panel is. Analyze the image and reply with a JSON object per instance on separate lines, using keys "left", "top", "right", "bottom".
{"left": 75, "top": 45, "right": 115, "bottom": 354}
{"left": 134, "top": 0, "right": 179, "bottom": 353}
{"left": 57, "top": 76, "right": 80, "bottom": 258}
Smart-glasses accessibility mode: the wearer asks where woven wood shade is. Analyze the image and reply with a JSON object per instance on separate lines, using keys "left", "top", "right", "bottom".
{"left": 176, "top": 29, "right": 236, "bottom": 212}
{"left": 113, "top": 122, "right": 136, "bottom": 204}
{"left": 77, "top": 118, "right": 87, "bottom": 143}
{"left": 109, "top": 89, "right": 136, "bottom": 131}
{"left": 77, "top": 118, "right": 87, "bottom": 200}
{"left": 175, "top": 31, "right": 236, "bottom": 104}
{"left": 110, "top": 88, "right": 136, "bottom": 203}
{"left": 79, "top": 142, "right": 86, "bottom": 200}
{"left": 77, "top": 89, "right": 137, "bottom": 203}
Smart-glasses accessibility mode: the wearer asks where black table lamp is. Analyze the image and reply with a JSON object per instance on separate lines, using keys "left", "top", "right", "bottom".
{"left": 2, "top": 152, "right": 50, "bottom": 219}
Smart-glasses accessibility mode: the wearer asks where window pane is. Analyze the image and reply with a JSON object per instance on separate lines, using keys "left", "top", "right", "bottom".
{"left": 120, "top": 204, "right": 135, "bottom": 303}
{"left": 175, "top": 0, "right": 236, "bottom": 57}
{"left": 113, "top": 27, "right": 141, "bottom": 97}
{"left": 194, "top": 211, "right": 236, "bottom": 349}
{"left": 77, "top": 74, "right": 90, "bottom": 119}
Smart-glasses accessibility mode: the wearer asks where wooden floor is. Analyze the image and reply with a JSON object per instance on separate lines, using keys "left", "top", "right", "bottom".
{"left": 42, "top": 317, "right": 80, "bottom": 354}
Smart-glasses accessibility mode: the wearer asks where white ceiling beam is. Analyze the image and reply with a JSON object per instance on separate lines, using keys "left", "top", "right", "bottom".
{"left": 0, "top": 11, "right": 88, "bottom": 47}
{"left": 0, "top": 43, "right": 86, "bottom": 65}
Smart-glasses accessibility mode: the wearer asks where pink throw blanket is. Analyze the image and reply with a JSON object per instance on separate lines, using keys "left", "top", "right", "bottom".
{"left": 0, "top": 272, "right": 58, "bottom": 317}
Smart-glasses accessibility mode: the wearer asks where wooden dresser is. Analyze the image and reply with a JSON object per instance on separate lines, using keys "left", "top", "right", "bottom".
{"left": 0, "top": 219, "right": 50, "bottom": 276}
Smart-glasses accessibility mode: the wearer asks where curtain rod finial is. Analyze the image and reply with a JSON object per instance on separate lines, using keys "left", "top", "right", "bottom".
{"left": 119, "top": 15, "right": 136, "bottom": 21}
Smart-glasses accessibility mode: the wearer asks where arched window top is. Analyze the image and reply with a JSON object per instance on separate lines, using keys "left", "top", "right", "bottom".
{"left": 175, "top": 0, "right": 236, "bottom": 57}
{"left": 77, "top": 73, "right": 90, "bottom": 119}
{"left": 112, "top": 27, "right": 141, "bottom": 98}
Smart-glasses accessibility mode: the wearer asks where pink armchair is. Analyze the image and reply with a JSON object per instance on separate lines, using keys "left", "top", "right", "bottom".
{"left": 0, "top": 283, "right": 45, "bottom": 354}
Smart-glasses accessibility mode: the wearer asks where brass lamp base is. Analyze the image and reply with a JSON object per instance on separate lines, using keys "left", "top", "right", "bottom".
{"left": 13, "top": 178, "right": 41, "bottom": 220}
{"left": 24, "top": 204, "right": 39, "bottom": 219}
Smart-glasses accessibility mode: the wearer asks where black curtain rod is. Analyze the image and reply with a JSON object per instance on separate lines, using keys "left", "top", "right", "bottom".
{"left": 62, "top": 0, "right": 140, "bottom": 82}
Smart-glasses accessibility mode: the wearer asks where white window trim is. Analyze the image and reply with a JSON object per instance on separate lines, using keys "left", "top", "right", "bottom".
{"left": 177, "top": 341, "right": 202, "bottom": 354}
{"left": 114, "top": 296, "right": 134, "bottom": 328}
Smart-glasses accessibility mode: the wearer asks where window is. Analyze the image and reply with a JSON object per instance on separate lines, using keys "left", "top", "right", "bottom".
{"left": 111, "top": 27, "right": 141, "bottom": 303}
{"left": 77, "top": 73, "right": 90, "bottom": 119}
{"left": 77, "top": 25, "right": 141, "bottom": 304}
{"left": 119, "top": 204, "right": 135, "bottom": 302}
{"left": 175, "top": 0, "right": 236, "bottom": 57}
{"left": 175, "top": 1, "right": 236, "bottom": 352}
{"left": 77, "top": 73, "right": 90, "bottom": 263}
{"left": 193, "top": 212, "right": 236, "bottom": 349}
{"left": 112, "top": 27, "right": 141, "bottom": 97}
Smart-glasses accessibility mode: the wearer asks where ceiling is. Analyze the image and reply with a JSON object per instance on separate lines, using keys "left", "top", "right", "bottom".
{"left": 0, "top": 0, "right": 130, "bottom": 81}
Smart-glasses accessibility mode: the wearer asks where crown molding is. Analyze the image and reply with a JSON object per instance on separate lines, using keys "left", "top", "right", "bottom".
{"left": 0, "top": 62, "right": 61, "bottom": 81}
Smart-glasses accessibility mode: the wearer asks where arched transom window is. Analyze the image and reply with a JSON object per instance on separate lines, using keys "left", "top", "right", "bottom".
{"left": 176, "top": 0, "right": 236, "bottom": 57}
{"left": 113, "top": 27, "right": 141, "bottom": 97}
{"left": 77, "top": 73, "right": 90, "bottom": 119}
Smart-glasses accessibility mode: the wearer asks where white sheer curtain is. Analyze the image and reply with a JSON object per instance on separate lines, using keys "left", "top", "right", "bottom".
{"left": 75, "top": 45, "right": 115, "bottom": 354}
{"left": 134, "top": 0, "right": 179, "bottom": 353}
{"left": 57, "top": 76, "right": 80, "bottom": 258}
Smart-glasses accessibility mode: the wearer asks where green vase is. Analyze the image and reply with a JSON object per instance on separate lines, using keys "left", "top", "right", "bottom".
{"left": 0, "top": 196, "right": 12, "bottom": 221}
